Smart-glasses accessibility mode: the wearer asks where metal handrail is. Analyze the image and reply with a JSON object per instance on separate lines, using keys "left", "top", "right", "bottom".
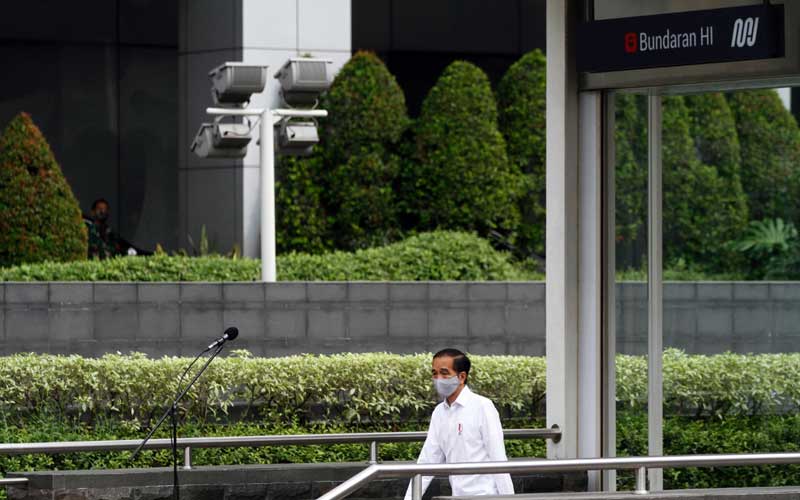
{"left": 0, "top": 428, "right": 559, "bottom": 470}
{"left": 0, "top": 478, "right": 28, "bottom": 486}
{"left": 315, "top": 452, "right": 800, "bottom": 500}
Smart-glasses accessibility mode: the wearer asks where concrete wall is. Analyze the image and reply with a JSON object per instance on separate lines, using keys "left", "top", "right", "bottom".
{"left": 4, "top": 281, "right": 800, "bottom": 357}
{"left": 617, "top": 282, "right": 800, "bottom": 355}
{"left": 0, "top": 282, "right": 543, "bottom": 357}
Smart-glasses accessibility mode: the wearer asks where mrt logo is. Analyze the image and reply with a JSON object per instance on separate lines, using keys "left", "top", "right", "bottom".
{"left": 625, "top": 32, "right": 638, "bottom": 53}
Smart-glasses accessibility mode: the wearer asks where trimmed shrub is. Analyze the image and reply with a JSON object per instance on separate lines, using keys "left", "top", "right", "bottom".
{"left": 278, "top": 231, "right": 530, "bottom": 281}
{"left": 1, "top": 350, "right": 798, "bottom": 427}
{"left": 318, "top": 51, "right": 409, "bottom": 249}
{"left": 614, "top": 95, "right": 749, "bottom": 272}
{"left": 614, "top": 94, "right": 648, "bottom": 270}
{"left": 685, "top": 93, "right": 743, "bottom": 181}
{"left": 497, "top": 50, "right": 547, "bottom": 258}
{"left": 275, "top": 156, "right": 331, "bottom": 254}
{"left": 727, "top": 89, "right": 800, "bottom": 222}
{"left": 662, "top": 96, "right": 748, "bottom": 271}
{"left": 684, "top": 93, "right": 748, "bottom": 271}
{"left": 2, "top": 351, "right": 800, "bottom": 489}
{"left": 319, "top": 51, "right": 409, "bottom": 164}
{"left": 323, "top": 146, "right": 403, "bottom": 249}
{"left": 400, "top": 61, "right": 524, "bottom": 242}
{"left": 0, "top": 113, "right": 87, "bottom": 267}
{"left": 0, "top": 231, "right": 536, "bottom": 281}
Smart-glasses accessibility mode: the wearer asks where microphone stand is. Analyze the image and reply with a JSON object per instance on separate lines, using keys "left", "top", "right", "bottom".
{"left": 131, "top": 343, "right": 226, "bottom": 500}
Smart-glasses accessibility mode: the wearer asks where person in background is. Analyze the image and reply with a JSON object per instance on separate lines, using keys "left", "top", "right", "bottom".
{"left": 85, "top": 198, "right": 122, "bottom": 259}
{"left": 404, "top": 348, "right": 514, "bottom": 499}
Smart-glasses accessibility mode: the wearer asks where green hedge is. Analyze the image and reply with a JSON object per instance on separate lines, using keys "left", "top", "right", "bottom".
{"left": 0, "top": 231, "right": 535, "bottom": 281}
{"left": 3, "top": 350, "right": 797, "bottom": 427}
{"left": 2, "top": 351, "right": 800, "bottom": 490}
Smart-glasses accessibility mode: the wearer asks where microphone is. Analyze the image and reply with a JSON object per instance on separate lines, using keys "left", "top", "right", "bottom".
{"left": 207, "top": 326, "right": 239, "bottom": 350}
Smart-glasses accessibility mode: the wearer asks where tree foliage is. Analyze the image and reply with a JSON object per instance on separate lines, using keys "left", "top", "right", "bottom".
{"left": 0, "top": 112, "right": 87, "bottom": 267}
{"left": 662, "top": 96, "right": 748, "bottom": 271}
{"left": 317, "top": 52, "right": 410, "bottom": 249}
{"left": 497, "top": 49, "right": 547, "bottom": 258}
{"left": 275, "top": 156, "right": 330, "bottom": 254}
{"left": 614, "top": 95, "right": 748, "bottom": 272}
{"left": 727, "top": 89, "right": 800, "bottom": 222}
{"left": 401, "top": 61, "right": 523, "bottom": 242}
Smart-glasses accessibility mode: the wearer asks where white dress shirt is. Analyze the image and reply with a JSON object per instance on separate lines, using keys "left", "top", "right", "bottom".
{"left": 404, "top": 385, "right": 515, "bottom": 499}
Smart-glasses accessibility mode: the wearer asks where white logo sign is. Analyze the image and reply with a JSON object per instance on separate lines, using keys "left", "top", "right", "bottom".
{"left": 731, "top": 17, "right": 759, "bottom": 48}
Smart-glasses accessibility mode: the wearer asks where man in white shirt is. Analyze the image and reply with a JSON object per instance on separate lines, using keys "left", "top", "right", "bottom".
{"left": 404, "top": 348, "right": 514, "bottom": 499}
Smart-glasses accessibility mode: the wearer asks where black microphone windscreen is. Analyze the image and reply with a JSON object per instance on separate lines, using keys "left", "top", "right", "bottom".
{"left": 224, "top": 326, "right": 239, "bottom": 340}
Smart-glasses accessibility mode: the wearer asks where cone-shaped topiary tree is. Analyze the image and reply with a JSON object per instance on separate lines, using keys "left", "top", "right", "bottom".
{"left": 400, "top": 61, "right": 523, "bottom": 241}
{"left": 497, "top": 49, "right": 546, "bottom": 259}
{"left": 685, "top": 93, "right": 743, "bottom": 181}
{"left": 317, "top": 51, "right": 409, "bottom": 249}
{"left": 727, "top": 89, "right": 800, "bottom": 223}
{"left": 0, "top": 112, "right": 87, "bottom": 266}
{"left": 614, "top": 95, "right": 748, "bottom": 272}
{"left": 662, "top": 96, "right": 748, "bottom": 271}
{"left": 614, "top": 93, "right": 648, "bottom": 270}
{"left": 684, "top": 93, "right": 748, "bottom": 271}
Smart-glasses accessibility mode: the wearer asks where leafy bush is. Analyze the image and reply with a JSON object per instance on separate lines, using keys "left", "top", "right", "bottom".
{"left": 278, "top": 231, "right": 530, "bottom": 281}
{"left": 662, "top": 96, "right": 749, "bottom": 272}
{"left": 684, "top": 93, "right": 748, "bottom": 271}
{"left": 733, "top": 218, "right": 797, "bottom": 270}
{"left": 0, "top": 352, "right": 546, "bottom": 427}
{"left": 614, "top": 95, "right": 749, "bottom": 273}
{"left": 319, "top": 51, "right": 409, "bottom": 164}
{"left": 497, "top": 50, "right": 547, "bottom": 259}
{"left": 618, "top": 414, "right": 800, "bottom": 490}
{"left": 0, "top": 113, "right": 87, "bottom": 267}
{"left": 275, "top": 156, "right": 331, "bottom": 254}
{"left": 2, "top": 350, "right": 799, "bottom": 427}
{"left": 400, "top": 61, "right": 523, "bottom": 242}
{"left": 2, "top": 351, "right": 800, "bottom": 489}
{"left": 318, "top": 51, "right": 410, "bottom": 249}
{"left": 727, "top": 89, "right": 800, "bottom": 222}
{"left": 0, "top": 231, "right": 535, "bottom": 281}
{"left": 613, "top": 94, "right": 648, "bottom": 270}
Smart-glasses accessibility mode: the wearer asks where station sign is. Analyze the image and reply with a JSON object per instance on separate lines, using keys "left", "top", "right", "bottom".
{"left": 578, "top": 4, "right": 784, "bottom": 73}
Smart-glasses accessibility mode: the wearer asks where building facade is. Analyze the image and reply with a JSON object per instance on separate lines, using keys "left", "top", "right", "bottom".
{"left": 0, "top": 0, "right": 545, "bottom": 257}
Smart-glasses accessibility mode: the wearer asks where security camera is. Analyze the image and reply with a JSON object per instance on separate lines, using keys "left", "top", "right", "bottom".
{"left": 274, "top": 58, "right": 333, "bottom": 106}
{"left": 276, "top": 121, "right": 319, "bottom": 156}
{"left": 191, "top": 123, "right": 249, "bottom": 159}
{"left": 209, "top": 62, "right": 267, "bottom": 106}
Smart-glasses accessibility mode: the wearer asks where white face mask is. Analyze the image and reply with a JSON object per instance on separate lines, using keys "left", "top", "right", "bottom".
{"left": 433, "top": 375, "right": 461, "bottom": 398}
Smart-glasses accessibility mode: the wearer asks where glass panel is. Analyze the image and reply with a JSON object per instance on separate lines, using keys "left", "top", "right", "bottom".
{"left": 614, "top": 91, "right": 649, "bottom": 490}
{"left": 661, "top": 88, "right": 800, "bottom": 488}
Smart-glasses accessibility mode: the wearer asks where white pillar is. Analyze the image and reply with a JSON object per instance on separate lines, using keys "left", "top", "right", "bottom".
{"left": 546, "top": 0, "right": 579, "bottom": 460}
{"left": 578, "top": 91, "right": 603, "bottom": 490}
{"left": 547, "top": 3, "right": 611, "bottom": 478}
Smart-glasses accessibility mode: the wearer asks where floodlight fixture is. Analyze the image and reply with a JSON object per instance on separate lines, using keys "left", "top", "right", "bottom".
{"left": 213, "top": 122, "right": 252, "bottom": 149}
{"left": 209, "top": 62, "right": 267, "bottom": 106}
{"left": 274, "top": 58, "right": 333, "bottom": 106}
{"left": 190, "top": 123, "right": 250, "bottom": 159}
{"left": 276, "top": 120, "right": 318, "bottom": 156}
